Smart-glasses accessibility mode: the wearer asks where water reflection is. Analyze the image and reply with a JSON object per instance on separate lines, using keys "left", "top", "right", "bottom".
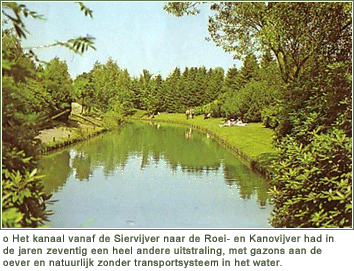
{"left": 39, "top": 151, "right": 72, "bottom": 192}
{"left": 39, "top": 121, "right": 271, "bottom": 228}
{"left": 71, "top": 150, "right": 93, "bottom": 181}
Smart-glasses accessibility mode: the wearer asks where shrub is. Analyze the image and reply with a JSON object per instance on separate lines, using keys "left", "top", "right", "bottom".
{"left": 219, "top": 80, "right": 280, "bottom": 122}
{"left": 102, "top": 111, "right": 124, "bottom": 128}
{"left": 194, "top": 100, "right": 221, "bottom": 117}
{"left": 269, "top": 127, "right": 352, "bottom": 228}
{"left": 261, "top": 105, "right": 281, "bottom": 129}
{"left": 2, "top": 168, "right": 54, "bottom": 228}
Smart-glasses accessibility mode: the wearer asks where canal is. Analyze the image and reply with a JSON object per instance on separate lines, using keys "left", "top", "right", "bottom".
{"left": 39, "top": 121, "right": 272, "bottom": 228}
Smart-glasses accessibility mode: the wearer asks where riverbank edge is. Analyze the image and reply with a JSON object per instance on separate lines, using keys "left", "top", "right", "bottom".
{"left": 38, "top": 107, "right": 132, "bottom": 154}
{"left": 133, "top": 117, "right": 273, "bottom": 179}
{"left": 38, "top": 127, "right": 110, "bottom": 154}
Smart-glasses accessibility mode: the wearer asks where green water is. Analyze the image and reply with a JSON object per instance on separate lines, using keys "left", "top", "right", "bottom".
{"left": 39, "top": 121, "right": 272, "bottom": 228}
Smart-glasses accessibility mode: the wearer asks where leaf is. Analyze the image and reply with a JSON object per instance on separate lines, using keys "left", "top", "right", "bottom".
{"left": 29, "top": 168, "right": 38, "bottom": 178}
{"left": 2, "top": 208, "right": 23, "bottom": 224}
{"left": 23, "top": 188, "right": 31, "bottom": 198}
{"left": 76, "top": 2, "right": 93, "bottom": 18}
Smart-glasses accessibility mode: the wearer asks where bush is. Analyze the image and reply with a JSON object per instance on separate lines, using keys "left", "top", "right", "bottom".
{"left": 194, "top": 100, "right": 221, "bottom": 117}
{"left": 2, "top": 168, "right": 54, "bottom": 228}
{"left": 269, "top": 127, "right": 352, "bottom": 228}
{"left": 109, "top": 97, "right": 135, "bottom": 116}
{"left": 261, "top": 105, "right": 281, "bottom": 129}
{"left": 2, "top": 32, "right": 55, "bottom": 228}
{"left": 219, "top": 80, "right": 280, "bottom": 122}
{"left": 102, "top": 111, "right": 124, "bottom": 128}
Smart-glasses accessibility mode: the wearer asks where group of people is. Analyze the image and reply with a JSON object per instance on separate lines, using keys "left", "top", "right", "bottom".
{"left": 185, "top": 109, "right": 195, "bottom": 119}
{"left": 185, "top": 108, "right": 247, "bottom": 127}
{"left": 220, "top": 118, "right": 247, "bottom": 127}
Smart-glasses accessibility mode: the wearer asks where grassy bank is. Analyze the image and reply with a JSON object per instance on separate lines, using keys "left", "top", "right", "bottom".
{"left": 132, "top": 111, "right": 277, "bottom": 176}
{"left": 38, "top": 110, "right": 124, "bottom": 154}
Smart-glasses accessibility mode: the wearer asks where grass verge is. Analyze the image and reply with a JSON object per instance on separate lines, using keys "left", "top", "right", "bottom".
{"left": 132, "top": 111, "right": 277, "bottom": 177}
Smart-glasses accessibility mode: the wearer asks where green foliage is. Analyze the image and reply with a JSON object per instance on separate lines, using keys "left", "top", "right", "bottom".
{"left": 126, "top": 65, "right": 225, "bottom": 116}
{"left": 165, "top": 1, "right": 352, "bottom": 228}
{"left": 76, "top": 2, "right": 93, "bottom": 18}
{"left": 157, "top": 66, "right": 225, "bottom": 114}
{"left": 2, "top": 32, "right": 44, "bottom": 171}
{"left": 109, "top": 98, "right": 134, "bottom": 117}
{"left": 261, "top": 105, "right": 281, "bottom": 129}
{"left": 219, "top": 53, "right": 281, "bottom": 122}
{"left": 163, "top": 2, "right": 201, "bottom": 17}
{"left": 223, "top": 66, "right": 240, "bottom": 93}
{"left": 134, "top": 69, "right": 161, "bottom": 116}
{"left": 163, "top": 67, "right": 184, "bottom": 112}
{"left": 88, "top": 59, "right": 135, "bottom": 116}
{"left": 42, "top": 58, "right": 73, "bottom": 120}
{"left": 269, "top": 4, "right": 352, "bottom": 227}
{"left": 56, "top": 36, "right": 96, "bottom": 55}
{"left": 2, "top": 208, "right": 24, "bottom": 228}
{"left": 2, "top": 2, "right": 96, "bottom": 228}
{"left": 2, "top": 2, "right": 45, "bottom": 39}
{"left": 269, "top": 57, "right": 352, "bottom": 228}
{"left": 2, "top": 168, "right": 54, "bottom": 228}
{"left": 195, "top": 100, "right": 221, "bottom": 118}
{"left": 205, "top": 67, "right": 224, "bottom": 103}
{"left": 269, "top": 127, "right": 352, "bottom": 228}
{"left": 3, "top": 2, "right": 96, "bottom": 56}
{"left": 72, "top": 72, "right": 95, "bottom": 114}
{"left": 238, "top": 53, "right": 260, "bottom": 86}
{"left": 2, "top": 35, "right": 54, "bottom": 227}
{"left": 102, "top": 111, "right": 124, "bottom": 128}
{"left": 276, "top": 59, "right": 352, "bottom": 139}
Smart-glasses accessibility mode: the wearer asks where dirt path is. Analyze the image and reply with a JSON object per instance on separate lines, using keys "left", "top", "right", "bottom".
{"left": 36, "top": 103, "right": 101, "bottom": 145}
{"left": 37, "top": 126, "right": 75, "bottom": 144}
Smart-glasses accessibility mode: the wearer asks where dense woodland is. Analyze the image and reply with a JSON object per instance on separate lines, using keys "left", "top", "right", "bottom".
{"left": 2, "top": 2, "right": 352, "bottom": 228}
{"left": 72, "top": 52, "right": 279, "bottom": 123}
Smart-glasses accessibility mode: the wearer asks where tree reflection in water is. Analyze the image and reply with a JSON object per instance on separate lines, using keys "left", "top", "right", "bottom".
{"left": 40, "top": 122, "right": 270, "bottom": 204}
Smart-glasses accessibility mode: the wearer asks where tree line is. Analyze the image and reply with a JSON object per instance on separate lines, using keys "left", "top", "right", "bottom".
{"left": 72, "top": 50, "right": 281, "bottom": 125}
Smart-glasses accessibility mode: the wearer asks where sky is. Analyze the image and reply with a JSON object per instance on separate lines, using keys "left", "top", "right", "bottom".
{"left": 15, "top": 1, "right": 242, "bottom": 79}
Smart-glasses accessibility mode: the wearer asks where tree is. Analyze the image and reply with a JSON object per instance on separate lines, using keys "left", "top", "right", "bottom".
{"left": 165, "top": 1, "right": 352, "bottom": 228}
{"left": 42, "top": 58, "right": 73, "bottom": 120}
{"left": 239, "top": 53, "right": 259, "bottom": 87}
{"left": 164, "top": 67, "right": 183, "bottom": 112}
{"left": 2, "top": 30, "right": 42, "bottom": 171}
{"left": 137, "top": 69, "right": 155, "bottom": 114}
{"left": 218, "top": 51, "right": 272, "bottom": 121}
{"left": 90, "top": 58, "right": 119, "bottom": 111}
{"left": 165, "top": 2, "right": 351, "bottom": 84}
{"left": 181, "top": 67, "right": 196, "bottom": 109}
{"left": 2, "top": 2, "right": 96, "bottom": 227}
{"left": 205, "top": 67, "right": 224, "bottom": 103}
{"left": 72, "top": 72, "right": 95, "bottom": 114}
{"left": 91, "top": 59, "right": 136, "bottom": 117}
{"left": 192, "top": 66, "right": 208, "bottom": 107}
{"left": 153, "top": 74, "right": 165, "bottom": 113}
{"left": 222, "top": 66, "right": 240, "bottom": 93}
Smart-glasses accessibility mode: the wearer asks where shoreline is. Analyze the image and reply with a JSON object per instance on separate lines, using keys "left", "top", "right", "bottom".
{"left": 133, "top": 116, "right": 274, "bottom": 179}
{"left": 38, "top": 127, "right": 109, "bottom": 154}
{"left": 37, "top": 103, "right": 110, "bottom": 154}
{"left": 38, "top": 109, "right": 274, "bottom": 178}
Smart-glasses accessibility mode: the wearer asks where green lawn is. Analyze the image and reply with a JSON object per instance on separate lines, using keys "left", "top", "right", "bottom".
{"left": 134, "top": 112, "right": 277, "bottom": 160}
